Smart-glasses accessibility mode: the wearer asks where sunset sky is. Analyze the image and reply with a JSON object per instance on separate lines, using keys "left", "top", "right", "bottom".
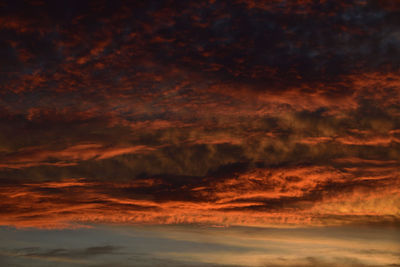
{"left": 0, "top": 0, "right": 399, "bottom": 266}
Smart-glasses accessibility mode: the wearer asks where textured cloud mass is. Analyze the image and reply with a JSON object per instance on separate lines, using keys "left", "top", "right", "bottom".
{"left": 0, "top": 0, "right": 399, "bottom": 232}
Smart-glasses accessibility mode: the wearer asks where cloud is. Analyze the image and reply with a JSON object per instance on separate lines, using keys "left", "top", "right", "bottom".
{"left": 0, "top": 245, "right": 124, "bottom": 266}
{"left": 0, "top": 0, "right": 399, "bottom": 231}
{"left": 0, "top": 143, "right": 156, "bottom": 169}
{"left": 260, "top": 256, "right": 397, "bottom": 267}
{"left": 0, "top": 161, "right": 398, "bottom": 229}
{"left": 21, "top": 245, "right": 121, "bottom": 259}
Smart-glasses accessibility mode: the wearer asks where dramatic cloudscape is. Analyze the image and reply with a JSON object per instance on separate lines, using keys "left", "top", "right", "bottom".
{"left": 0, "top": 0, "right": 399, "bottom": 266}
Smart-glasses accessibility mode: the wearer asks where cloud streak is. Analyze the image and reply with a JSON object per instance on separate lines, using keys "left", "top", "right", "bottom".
{"left": 0, "top": 162, "right": 398, "bottom": 229}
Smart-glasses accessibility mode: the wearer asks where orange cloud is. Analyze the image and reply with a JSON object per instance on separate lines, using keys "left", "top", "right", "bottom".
{"left": 0, "top": 144, "right": 156, "bottom": 169}
{"left": 1, "top": 164, "right": 398, "bottom": 229}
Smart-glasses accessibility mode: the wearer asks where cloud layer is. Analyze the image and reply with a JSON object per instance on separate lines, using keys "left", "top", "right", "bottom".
{"left": 0, "top": 0, "right": 399, "bottom": 229}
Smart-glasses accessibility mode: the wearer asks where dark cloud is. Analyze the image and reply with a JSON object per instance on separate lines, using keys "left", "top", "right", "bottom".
{"left": 20, "top": 245, "right": 121, "bottom": 259}
{"left": 0, "top": 0, "right": 399, "bottom": 229}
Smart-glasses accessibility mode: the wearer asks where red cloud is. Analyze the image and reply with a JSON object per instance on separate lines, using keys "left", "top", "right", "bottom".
{"left": 1, "top": 163, "right": 398, "bottom": 229}
{"left": 0, "top": 144, "right": 156, "bottom": 169}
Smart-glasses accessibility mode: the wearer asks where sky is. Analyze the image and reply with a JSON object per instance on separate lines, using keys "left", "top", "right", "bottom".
{"left": 0, "top": 0, "right": 399, "bottom": 266}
